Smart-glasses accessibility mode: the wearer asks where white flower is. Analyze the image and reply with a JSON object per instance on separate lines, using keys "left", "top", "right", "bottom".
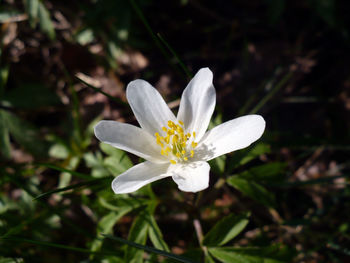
{"left": 94, "top": 68, "right": 265, "bottom": 194}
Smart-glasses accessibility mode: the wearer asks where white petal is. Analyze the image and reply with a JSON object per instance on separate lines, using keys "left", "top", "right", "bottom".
{"left": 171, "top": 161, "right": 210, "bottom": 192}
{"left": 126, "top": 79, "right": 176, "bottom": 135}
{"left": 196, "top": 115, "right": 266, "bottom": 161}
{"left": 94, "top": 120, "right": 167, "bottom": 163}
{"left": 112, "top": 161, "right": 171, "bottom": 194}
{"left": 177, "top": 68, "right": 216, "bottom": 141}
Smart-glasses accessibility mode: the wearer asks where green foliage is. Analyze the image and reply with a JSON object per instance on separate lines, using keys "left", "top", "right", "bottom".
{"left": 2, "top": 83, "right": 61, "bottom": 109}
{"left": 227, "top": 176, "right": 276, "bottom": 208}
{"left": 0, "top": 110, "right": 48, "bottom": 156}
{"left": 208, "top": 246, "right": 290, "bottom": 263}
{"left": 202, "top": 213, "right": 249, "bottom": 247}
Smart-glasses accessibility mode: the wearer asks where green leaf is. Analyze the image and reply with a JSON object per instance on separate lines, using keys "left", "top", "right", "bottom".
{"left": 209, "top": 155, "right": 226, "bottom": 174}
{"left": 0, "top": 65, "right": 9, "bottom": 97}
{"left": 0, "top": 111, "right": 11, "bottom": 159}
{"left": 98, "top": 196, "right": 148, "bottom": 212}
{"left": 75, "top": 28, "right": 95, "bottom": 45}
{"left": 236, "top": 162, "right": 287, "bottom": 182}
{"left": 147, "top": 213, "right": 170, "bottom": 252}
{"left": 49, "top": 143, "right": 70, "bottom": 159}
{"left": 25, "top": 0, "right": 39, "bottom": 27}
{"left": 209, "top": 247, "right": 287, "bottom": 263}
{"left": 125, "top": 210, "right": 150, "bottom": 263}
{"left": 90, "top": 209, "right": 132, "bottom": 253}
{"left": 102, "top": 234, "right": 197, "bottom": 263}
{"left": 38, "top": 2, "right": 55, "bottom": 40}
{"left": 58, "top": 156, "right": 80, "bottom": 188}
{"left": 84, "top": 152, "right": 110, "bottom": 178}
{"left": 100, "top": 143, "right": 133, "bottom": 176}
{"left": 227, "top": 176, "right": 276, "bottom": 208}
{"left": 204, "top": 253, "right": 216, "bottom": 263}
{"left": 202, "top": 214, "right": 249, "bottom": 247}
{"left": 3, "top": 83, "right": 61, "bottom": 109}
{"left": 227, "top": 143, "right": 271, "bottom": 172}
{"left": 1, "top": 110, "right": 48, "bottom": 156}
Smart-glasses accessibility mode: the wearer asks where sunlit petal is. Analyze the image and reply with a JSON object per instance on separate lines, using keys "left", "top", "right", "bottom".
{"left": 112, "top": 161, "right": 171, "bottom": 194}
{"left": 127, "top": 79, "right": 176, "bottom": 135}
{"left": 94, "top": 120, "right": 167, "bottom": 163}
{"left": 196, "top": 115, "right": 265, "bottom": 161}
{"left": 171, "top": 161, "right": 210, "bottom": 192}
{"left": 177, "top": 68, "right": 216, "bottom": 141}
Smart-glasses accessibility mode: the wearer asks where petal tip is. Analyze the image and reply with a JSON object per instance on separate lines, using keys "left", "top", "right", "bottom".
{"left": 111, "top": 177, "right": 129, "bottom": 194}
{"left": 94, "top": 120, "right": 108, "bottom": 141}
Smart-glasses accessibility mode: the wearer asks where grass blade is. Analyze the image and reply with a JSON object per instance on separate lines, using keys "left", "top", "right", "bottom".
{"left": 249, "top": 71, "right": 293, "bottom": 114}
{"left": 36, "top": 162, "right": 92, "bottom": 180}
{"left": 33, "top": 177, "right": 111, "bottom": 200}
{"left": 128, "top": 0, "right": 170, "bottom": 62}
{"left": 75, "top": 73, "right": 127, "bottom": 106}
{"left": 102, "top": 234, "right": 198, "bottom": 263}
{"left": 0, "top": 236, "right": 121, "bottom": 256}
{"left": 157, "top": 33, "right": 192, "bottom": 78}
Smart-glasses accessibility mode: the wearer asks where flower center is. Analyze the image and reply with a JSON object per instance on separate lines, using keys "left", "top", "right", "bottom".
{"left": 154, "top": 120, "right": 198, "bottom": 164}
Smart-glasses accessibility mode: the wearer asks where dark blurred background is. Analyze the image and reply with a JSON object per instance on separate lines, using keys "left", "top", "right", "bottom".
{"left": 1, "top": 0, "right": 350, "bottom": 262}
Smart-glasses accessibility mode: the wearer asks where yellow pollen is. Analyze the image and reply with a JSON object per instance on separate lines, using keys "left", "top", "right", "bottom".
{"left": 168, "top": 120, "right": 174, "bottom": 128}
{"left": 155, "top": 120, "right": 198, "bottom": 164}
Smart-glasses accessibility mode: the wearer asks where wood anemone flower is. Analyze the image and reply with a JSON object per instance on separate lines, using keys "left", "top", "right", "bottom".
{"left": 94, "top": 68, "right": 266, "bottom": 194}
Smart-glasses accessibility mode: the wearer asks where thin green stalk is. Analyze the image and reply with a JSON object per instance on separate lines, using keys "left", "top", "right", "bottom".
{"left": 128, "top": 0, "right": 189, "bottom": 78}
{"left": 157, "top": 33, "right": 192, "bottom": 78}
{"left": 128, "top": 0, "right": 170, "bottom": 61}
{"left": 33, "top": 177, "right": 111, "bottom": 200}
{"left": 36, "top": 162, "right": 92, "bottom": 180}
{"left": 1, "top": 236, "right": 121, "bottom": 256}
{"left": 249, "top": 71, "right": 293, "bottom": 114}
{"left": 75, "top": 74, "right": 127, "bottom": 106}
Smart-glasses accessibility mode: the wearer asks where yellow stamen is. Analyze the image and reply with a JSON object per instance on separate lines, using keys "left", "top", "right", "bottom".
{"left": 154, "top": 120, "right": 197, "bottom": 164}
{"left": 168, "top": 120, "right": 174, "bottom": 128}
